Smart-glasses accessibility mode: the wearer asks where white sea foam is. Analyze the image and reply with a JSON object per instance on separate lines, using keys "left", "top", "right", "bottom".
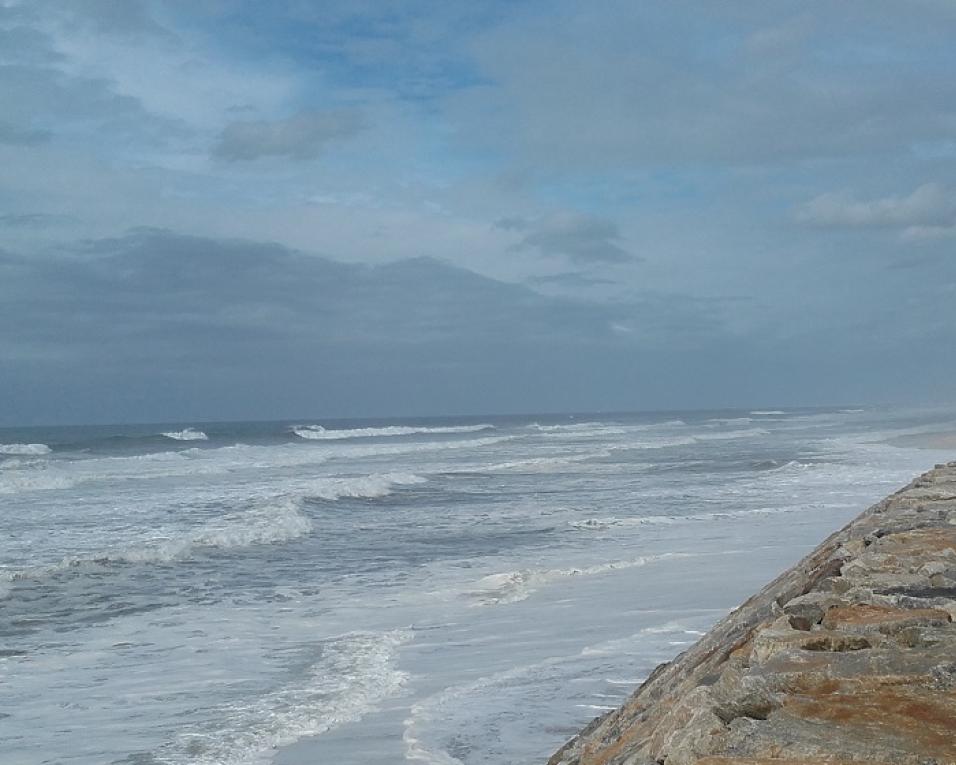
{"left": 530, "top": 422, "right": 629, "bottom": 437}
{"left": 4, "top": 499, "right": 314, "bottom": 585}
{"left": 168, "top": 629, "right": 411, "bottom": 765}
{"left": 187, "top": 499, "right": 313, "bottom": 552}
{"left": 568, "top": 503, "right": 817, "bottom": 531}
{"left": 470, "top": 553, "right": 694, "bottom": 606}
{"left": 404, "top": 732, "right": 464, "bottom": 765}
{"left": 530, "top": 420, "right": 686, "bottom": 437}
{"left": 333, "top": 435, "right": 513, "bottom": 459}
{"left": 628, "top": 436, "right": 698, "bottom": 449}
{"left": 0, "top": 449, "right": 216, "bottom": 494}
{"left": 403, "top": 654, "right": 569, "bottom": 765}
{"left": 529, "top": 421, "right": 607, "bottom": 432}
{"left": 0, "top": 469, "right": 75, "bottom": 494}
{"left": 0, "top": 442, "right": 51, "bottom": 455}
{"left": 581, "top": 622, "right": 707, "bottom": 657}
{"left": 759, "top": 459, "right": 814, "bottom": 473}
{"left": 693, "top": 428, "right": 769, "bottom": 441}
{"left": 0, "top": 571, "right": 14, "bottom": 599}
{"left": 303, "top": 472, "right": 427, "bottom": 500}
{"left": 161, "top": 428, "right": 208, "bottom": 441}
{"left": 0, "top": 435, "right": 484, "bottom": 496}
{"left": 0, "top": 443, "right": 324, "bottom": 495}
{"left": 479, "top": 431, "right": 729, "bottom": 473}
{"left": 750, "top": 410, "right": 786, "bottom": 416}
{"left": 293, "top": 423, "right": 493, "bottom": 440}
{"left": 481, "top": 449, "right": 614, "bottom": 472}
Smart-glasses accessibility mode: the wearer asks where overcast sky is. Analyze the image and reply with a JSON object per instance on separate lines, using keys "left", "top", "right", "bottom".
{"left": 2, "top": 1, "right": 955, "bottom": 425}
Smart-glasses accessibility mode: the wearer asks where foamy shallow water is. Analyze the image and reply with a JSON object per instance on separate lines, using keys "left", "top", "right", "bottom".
{"left": 1, "top": 408, "right": 954, "bottom": 764}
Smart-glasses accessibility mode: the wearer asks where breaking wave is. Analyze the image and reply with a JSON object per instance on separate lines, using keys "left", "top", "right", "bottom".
{"left": 1, "top": 468, "right": 431, "bottom": 593}
{"left": 2, "top": 498, "right": 313, "bottom": 593}
{"left": 293, "top": 424, "right": 494, "bottom": 440}
{"left": 693, "top": 428, "right": 769, "bottom": 441}
{"left": 0, "top": 468, "right": 75, "bottom": 494}
{"left": 332, "top": 436, "right": 512, "bottom": 459}
{"left": 162, "top": 629, "right": 412, "bottom": 765}
{"left": 469, "top": 553, "right": 694, "bottom": 606}
{"left": 0, "top": 443, "right": 51, "bottom": 455}
{"left": 750, "top": 410, "right": 786, "bottom": 416}
{"left": 161, "top": 428, "right": 208, "bottom": 441}
{"left": 481, "top": 449, "right": 614, "bottom": 472}
{"left": 752, "top": 459, "right": 817, "bottom": 472}
{"left": 529, "top": 420, "right": 686, "bottom": 437}
{"left": 567, "top": 502, "right": 838, "bottom": 531}
{"left": 302, "top": 472, "right": 427, "bottom": 500}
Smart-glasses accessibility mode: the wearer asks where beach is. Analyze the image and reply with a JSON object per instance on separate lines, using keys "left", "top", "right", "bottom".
{"left": 888, "top": 430, "right": 956, "bottom": 451}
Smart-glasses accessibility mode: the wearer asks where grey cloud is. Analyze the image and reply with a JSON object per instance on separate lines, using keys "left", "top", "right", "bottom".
{"left": 0, "top": 229, "right": 733, "bottom": 422}
{"left": 0, "top": 25, "right": 64, "bottom": 66}
{"left": 0, "top": 229, "right": 624, "bottom": 357}
{"left": 0, "top": 55, "right": 178, "bottom": 151}
{"left": 14, "top": 0, "right": 171, "bottom": 38}
{"left": 0, "top": 212, "right": 70, "bottom": 227}
{"left": 213, "top": 111, "right": 365, "bottom": 161}
{"left": 528, "top": 272, "right": 615, "bottom": 288}
{"left": 2, "top": 228, "right": 953, "bottom": 423}
{"left": 454, "top": 4, "right": 956, "bottom": 169}
{"left": 60, "top": 0, "right": 171, "bottom": 36}
{"left": 498, "top": 214, "right": 637, "bottom": 264}
{"left": 0, "top": 120, "right": 50, "bottom": 145}
{"left": 494, "top": 217, "right": 528, "bottom": 231}
{"left": 796, "top": 183, "right": 956, "bottom": 229}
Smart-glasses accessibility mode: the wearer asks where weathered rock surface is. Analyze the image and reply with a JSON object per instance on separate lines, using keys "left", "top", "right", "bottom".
{"left": 548, "top": 462, "right": 956, "bottom": 765}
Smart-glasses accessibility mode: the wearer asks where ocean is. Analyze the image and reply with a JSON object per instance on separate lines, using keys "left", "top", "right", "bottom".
{"left": 1, "top": 407, "right": 954, "bottom": 765}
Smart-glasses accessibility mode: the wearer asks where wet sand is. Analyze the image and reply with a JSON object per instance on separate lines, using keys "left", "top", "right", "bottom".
{"left": 888, "top": 430, "right": 956, "bottom": 450}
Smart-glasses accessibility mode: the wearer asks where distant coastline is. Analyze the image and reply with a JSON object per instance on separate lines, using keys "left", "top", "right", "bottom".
{"left": 887, "top": 430, "right": 956, "bottom": 450}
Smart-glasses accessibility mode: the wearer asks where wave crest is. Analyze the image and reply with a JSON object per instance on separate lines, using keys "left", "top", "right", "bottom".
{"left": 161, "top": 428, "right": 208, "bottom": 441}
{"left": 303, "top": 472, "right": 426, "bottom": 501}
{"left": 0, "top": 443, "right": 51, "bottom": 455}
{"left": 165, "top": 629, "right": 411, "bottom": 764}
{"left": 2, "top": 499, "right": 313, "bottom": 594}
{"left": 568, "top": 502, "right": 833, "bottom": 531}
{"left": 292, "top": 423, "right": 493, "bottom": 440}
{"left": 469, "top": 553, "right": 692, "bottom": 606}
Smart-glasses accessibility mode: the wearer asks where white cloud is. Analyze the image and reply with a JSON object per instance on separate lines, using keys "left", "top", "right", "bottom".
{"left": 795, "top": 183, "right": 956, "bottom": 231}
{"left": 497, "top": 213, "right": 636, "bottom": 264}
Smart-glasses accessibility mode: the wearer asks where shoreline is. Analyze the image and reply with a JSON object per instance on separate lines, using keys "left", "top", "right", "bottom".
{"left": 886, "top": 430, "right": 956, "bottom": 451}
{"left": 548, "top": 460, "right": 956, "bottom": 764}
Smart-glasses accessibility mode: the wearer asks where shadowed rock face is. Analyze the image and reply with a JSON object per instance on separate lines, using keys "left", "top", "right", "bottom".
{"left": 548, "top": 462, "right": 956, "bottom": 765}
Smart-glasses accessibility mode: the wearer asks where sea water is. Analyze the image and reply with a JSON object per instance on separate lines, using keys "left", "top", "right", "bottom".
{"left": 1, "top": 407, "right": 953, "bottom": 764}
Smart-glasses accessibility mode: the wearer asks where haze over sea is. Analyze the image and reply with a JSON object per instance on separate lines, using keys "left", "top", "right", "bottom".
{"left": 2, "top": 406, "right": 953, "bottom": 765}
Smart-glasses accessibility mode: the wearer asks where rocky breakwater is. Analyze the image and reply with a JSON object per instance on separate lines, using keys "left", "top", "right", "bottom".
{"left": 549, "top": 462, "right": 956, "bottom": 765}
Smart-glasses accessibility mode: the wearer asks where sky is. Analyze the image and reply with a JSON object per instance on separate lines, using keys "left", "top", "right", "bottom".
{"left": 2, "top": 0, "right": 955, "bottom": 425}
